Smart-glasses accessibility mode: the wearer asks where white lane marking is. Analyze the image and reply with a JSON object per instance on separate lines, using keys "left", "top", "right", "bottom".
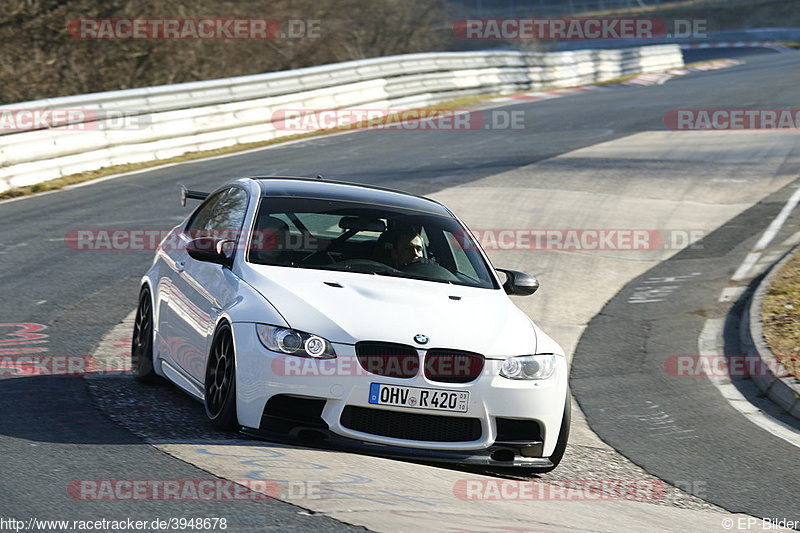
{"left": 615, "top": 401, "right": 698, "bottom": 439}
{"left": 713, "top": 178, "right": 751, "bottom": 183}
{"left": 755, "top": 187, "right": 800, "bottom": 251}
{"left": 755, "top": 250, "right": 787, "bottom": 271}
{"left": 628, "top": 286, "right": 677, "bottom": 303}
{"left": 718, "top": 286, "right": 745, "bottom": 303}
{"left": 698, "top": 319, "right": 800, "bottom": 448}
{"left": 627, "top": 273, "right": 701, "bottom": 304}
{"left": 644, "top": 273, "right": 701, "bottom": 283}
{"left": 732, "top": 252, "right": 762, "bottom": 281}
{"left": 732, "top": 187, "right": 800, "bottom": 282}
{"left": 780, "top": 230, "right": 800, "bottom": 248}
{"left": 0, "top": 242, "right": 29, "bottom": 254}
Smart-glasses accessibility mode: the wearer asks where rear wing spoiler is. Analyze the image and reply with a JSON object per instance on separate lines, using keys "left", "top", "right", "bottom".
{"left": 180, "top": 185, "right": 209, "bottom": 206}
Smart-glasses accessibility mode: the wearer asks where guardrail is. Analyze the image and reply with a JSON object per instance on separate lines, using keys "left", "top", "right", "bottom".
{"left": 0, "top": 44, "right": 682, "bottom": 193}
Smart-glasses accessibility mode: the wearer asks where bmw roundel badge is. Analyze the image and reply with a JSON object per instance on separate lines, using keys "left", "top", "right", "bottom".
{"left": 414, "top": 334, "right": 429, "bottom": 345}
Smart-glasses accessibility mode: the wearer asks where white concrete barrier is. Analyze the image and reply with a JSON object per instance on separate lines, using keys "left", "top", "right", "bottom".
{"left": 0, "top": 45, "right": 683, "bottom": 192}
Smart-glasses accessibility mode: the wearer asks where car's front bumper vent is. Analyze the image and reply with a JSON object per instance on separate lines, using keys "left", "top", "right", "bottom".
{"left": 340, "top": 405, "right": 482, "bottom": 442}
{"left": 424, "top": 349, "right": 485, "bottom": 383}
{"left": 355, "top": 341, "right": 419, "bottom": 378}
{"left": 260, "top": 394, "right": 328, "bottom": 434}
{"left": 495, "top": 417, "right": 543, "bottom": 442}
{"left": 494, "top": 417, "right": 544, "bottom": 457}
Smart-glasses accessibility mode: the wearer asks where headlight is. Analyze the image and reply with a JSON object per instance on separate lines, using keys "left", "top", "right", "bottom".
{"left": 500, "top": 354, "right": 555, "bottom": 380}
{"left": 256, "top": 324, "right": 336, "bottom": 359}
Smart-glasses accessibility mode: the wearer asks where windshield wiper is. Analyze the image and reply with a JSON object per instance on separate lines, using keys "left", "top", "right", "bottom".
{"left": 372, "top": 270, "right": 454, "bottom": 284}
{"left": 290, "top": 263, "right": 385, "bottom": 275}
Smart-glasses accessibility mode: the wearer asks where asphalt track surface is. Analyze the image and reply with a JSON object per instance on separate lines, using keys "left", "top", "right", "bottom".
{"left": 681, "top": 46, "right": 783, "bottom": 63}
{"left": 572, "top": 181, "right": 800, "bottom": 520}
{"left": 1, "top": 50, "right": 799, "bottom": 529}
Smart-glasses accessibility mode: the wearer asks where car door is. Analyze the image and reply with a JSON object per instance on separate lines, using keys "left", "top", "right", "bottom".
{"left": 157, "top": 189, "right": 224, "bottom": 374}
{"left": 164, "top": 186, "right": 249, "bottom": 382}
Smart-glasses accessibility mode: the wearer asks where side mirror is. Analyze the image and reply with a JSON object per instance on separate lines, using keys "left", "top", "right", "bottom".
{"left": 497, "top": 268, "right": 539, "bottom": 296}
{"left": 187, "top": 237, "right": 234, "bottom": 267}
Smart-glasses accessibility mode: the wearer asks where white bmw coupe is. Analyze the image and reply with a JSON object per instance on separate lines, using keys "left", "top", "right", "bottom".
{"left": 132, "top": 177, "right": 569, "bottom": 471}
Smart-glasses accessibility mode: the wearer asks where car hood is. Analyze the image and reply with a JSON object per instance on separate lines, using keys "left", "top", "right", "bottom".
{"left": 241, "top": 264, "right": 538, "bottom": 356}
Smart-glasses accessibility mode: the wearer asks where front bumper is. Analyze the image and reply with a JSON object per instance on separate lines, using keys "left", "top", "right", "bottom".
{"left": 233, "top": 322, "right": 569, "bottom": 459}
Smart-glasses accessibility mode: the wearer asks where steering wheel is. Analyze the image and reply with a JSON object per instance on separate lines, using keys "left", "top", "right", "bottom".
{"left": 404, "top": 257, "right": 436, "bottom": 267}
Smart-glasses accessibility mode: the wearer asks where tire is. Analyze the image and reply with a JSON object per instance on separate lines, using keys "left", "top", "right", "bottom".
{"left": 131, "top": 287, "right": 157, "bottom": 383}
{"left": 523, "top": 389, "right": 571, "bottom": 474}
{"left": 204, "top": 322, "right": 239, "bottom": 431}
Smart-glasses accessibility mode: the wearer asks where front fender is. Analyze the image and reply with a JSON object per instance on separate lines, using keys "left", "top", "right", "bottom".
{"left": 223, "top": 278, "right": 289, "bottom": 327}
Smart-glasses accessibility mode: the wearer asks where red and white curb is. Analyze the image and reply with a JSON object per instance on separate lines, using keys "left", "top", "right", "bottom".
{"left": 495, "top": 58, "right": 742, "bottom": 105}
{"left": 507, "top": 86, "right": 596, "bottom": 102}
{"left": 617, "top": 59, "right": 742, "bottom": 86}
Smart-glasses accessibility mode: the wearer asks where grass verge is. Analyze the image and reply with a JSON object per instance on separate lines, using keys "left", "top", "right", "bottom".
{"left": 761, "top": 250, "right": 800, "bottom": 379}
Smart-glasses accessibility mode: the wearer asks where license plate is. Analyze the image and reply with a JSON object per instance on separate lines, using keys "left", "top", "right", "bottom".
{"left": 368, "top": 383, "right": 469, "bottom": 412}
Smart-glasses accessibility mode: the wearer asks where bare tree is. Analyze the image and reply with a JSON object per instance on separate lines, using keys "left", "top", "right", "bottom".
{"left": 0, "top": 0, "right": 452, "bottom": 104}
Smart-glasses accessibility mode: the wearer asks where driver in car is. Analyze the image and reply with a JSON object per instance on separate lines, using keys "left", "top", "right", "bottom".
{"left": 387, "top": 228, "right": 435, "bottom": 269}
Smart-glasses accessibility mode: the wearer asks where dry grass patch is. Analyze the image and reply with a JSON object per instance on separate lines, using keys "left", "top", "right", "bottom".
{"left": 762, "top": 250, "right": 800, "bottom": 378}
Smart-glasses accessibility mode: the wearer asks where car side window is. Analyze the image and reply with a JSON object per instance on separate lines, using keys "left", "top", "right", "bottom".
{"left": 186, "top": 187, "right": 249, "bottom": 238}
{"left": 204, "top": 188, "right": 249, "bottom": 234}
{"left": 186, "top": 190, "right": 225, "bottom": 235}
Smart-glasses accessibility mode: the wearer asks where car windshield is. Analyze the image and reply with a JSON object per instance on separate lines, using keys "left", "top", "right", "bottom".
{"left": 247, "top": 196, "right": 498, "bottom": 289}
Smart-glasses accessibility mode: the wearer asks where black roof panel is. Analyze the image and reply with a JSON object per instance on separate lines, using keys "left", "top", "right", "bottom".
{"left": 253, "top": 177, "right": 453, "bottom": 217}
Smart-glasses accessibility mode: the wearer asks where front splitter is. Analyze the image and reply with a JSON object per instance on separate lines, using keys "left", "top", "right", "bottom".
{"left": 240, "top": 426, "right": 553, "bottom": 470}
